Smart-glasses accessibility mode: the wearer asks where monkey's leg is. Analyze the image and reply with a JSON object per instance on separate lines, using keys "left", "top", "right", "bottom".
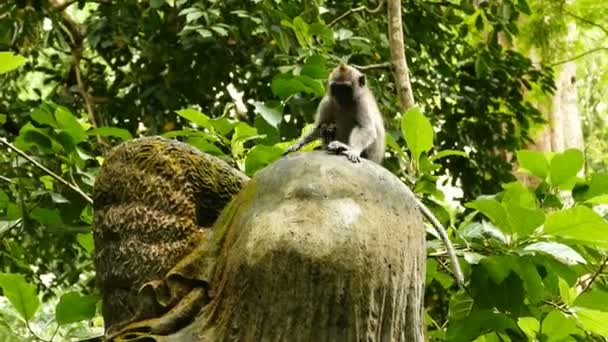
{"left": 283, "top": 126, "right": 321, "bottom": 155}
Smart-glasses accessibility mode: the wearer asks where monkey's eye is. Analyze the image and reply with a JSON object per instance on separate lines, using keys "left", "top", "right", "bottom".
{"left": 358, "top": 75, "right": 366, "bottom": 87}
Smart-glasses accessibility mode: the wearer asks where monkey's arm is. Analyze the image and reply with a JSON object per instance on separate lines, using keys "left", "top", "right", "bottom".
{"left": 284, "top": 98, "right": 335, "bottom": 155}
{"left": 283, "top": 125, "right": 322, "bottom": 155}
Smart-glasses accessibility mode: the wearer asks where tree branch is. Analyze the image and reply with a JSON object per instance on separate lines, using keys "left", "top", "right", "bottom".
{"left": 329, "top": 0, "right": 385, "bottom": 27}
{"left": 387, "top": 0, "right": 416, "bottom": 110}
{"left": 0, "top": 138, "right": 93, "bottom": 204}
{"left": 352, "top": 62, "right": 392, "bottom": 71}
{"left": 0, "top": 175, "right": 15, "bottom": 184}
{"left": 51, "top": 0, "right": 111, "bottom": 11}
{"left": 581, "top": 257, "right": 608, "bottom": 294}
{"left": 563, "top": 9, "right": 608, "bottom": 36}
{"left": 549, "top": 47, "right": 608, "bottom": 66}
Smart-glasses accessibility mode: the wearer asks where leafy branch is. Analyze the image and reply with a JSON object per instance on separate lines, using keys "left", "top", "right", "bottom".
{"left": 549, "top": 47, "right": 608, "bottom": 66}
{"left": 563, "top": 9, "right": 608, "bottom": 36}
{"left": 0, "top": 138, "right": 93, "bottom": 204}
{"left": 328, "top": 0, "right": 385, "bottom": 27}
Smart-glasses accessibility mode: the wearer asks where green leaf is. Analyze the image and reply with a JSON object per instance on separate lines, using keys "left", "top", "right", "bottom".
{"left": 576, "top": 173, "right": 608, "bottom": 202}
{"left": 428, "top": 149, "right": 467, "bottom": 162}
{"left": 210, "top": 117, "right": 236, "bottom": 136}
{"left": 402, "top": 106, "right": 433, "bottom": 165}
{"left": 245, "top": 145, "right": 283, "bottom": 176}
{"left": 516, "top": 150, "right": 549, "bottom": 180}
{"left": 475, "top": 51, "right": 490, "bottom": 78}
{"left": 574, "top": 308, "right": 608, "bottom": 336}
{"left": 542, "top": 310, "right": 577, "bottom": 340}
{"left": 0, "top": 52, "right": 26, "bottom": 74}
{"left": 30, "top": 208, "right": 63, "bottom": 227}
{"left": 176, "top": 108, "right": 212, "bottom": 129}
{"left": 149, "top": 0, "right": 165, "bottom": 8}
{"left": 447, "top": 310, "right": 519, "bottom": 342}
{"left": 56, "top": 292, "right": 97, "bottom": 325}
{"left": 271, "top": 74, "right": 324, "bottom": 99}
{"left": 574, "top": 290, "right": 608, "bottom": 311}
{"left": 55, "top": 106, "right": 87, "bottom": 143}
{"left": 517, "top": 317, "right": 540, "bottom": 340}
{"left": 585, "top": 194, "right": 608, "bottom": 205}
{"left": 76, "top": 233, "right": 95, "bottom": 254}
{"left": 466, "top": 198, "right": 511, "bottom": 235}
{"left": 0, "top": 273, "right": 39, "bottom": 320}
{"left": 523, "top": 242, "right": 586, "bottom": 265}
{"left": 559, "top": 277, "right": 577, "bottom": 305}
{"left": 301, "top": 55, "right": 328, "bottom": 79}
{"left": 544, "top": 206, "right": 608, "bottom": 248}
{"left": 253, "top": 101, "right": 282, "bottom": 128}
{"left": 504, "top": 202, "right": 544, "bottom": 237}
{"left": 512, "top": 258, "right": 544, "bottom": 304}
{"left": 0, "top": 113, "right": 6, "bottom": 124}
{"left": 88, "top": 127, "right": 133, "bottom": 141}
{"left": 187, "top": 137, "right": 224, "bottom": 156}
{"left": 385, "top": 133, "right": 406, "bottom": 159}
{"left": 0, "top": 190, "right": 8, "bottom": 209}
{"left": 232, "top": 122, "right": 258, "bottom": 143}
{"left": 449, "top": 291, "right": 474, "bottom": 321}
{"left": 516, "top": 0, "right": 532, "bottom": 15}
{"left": 549, "top": 149, "right": 584, "bottom": 188}
{"left": 30, "top": 104, "right": 57, "bottom": 128}
{"left": 480, "top": 256, "right": 514, "bottom": 284}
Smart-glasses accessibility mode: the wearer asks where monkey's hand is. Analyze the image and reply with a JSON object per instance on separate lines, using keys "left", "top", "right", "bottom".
{"left": 283, "top": 143, "right": 301, "bottom": 156}
{"left": 327, "top": 141, "right": 361, "bottom": 163}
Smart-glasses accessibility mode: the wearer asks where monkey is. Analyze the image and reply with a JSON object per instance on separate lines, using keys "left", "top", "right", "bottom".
{"left": 284, "top": 64, "right": 385, "bottom": 164}
{"left": 283, "top": 64, "right": 465, "bottom": 288}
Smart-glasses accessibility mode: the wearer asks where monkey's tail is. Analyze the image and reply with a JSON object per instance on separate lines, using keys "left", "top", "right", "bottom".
{"left": 414, "top": 197, "right": 465, "bottom": 288}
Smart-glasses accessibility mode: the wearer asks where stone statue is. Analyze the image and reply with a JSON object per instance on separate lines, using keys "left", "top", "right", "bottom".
{"left": 93, "top": 137, "right": 425, "bottom": 341}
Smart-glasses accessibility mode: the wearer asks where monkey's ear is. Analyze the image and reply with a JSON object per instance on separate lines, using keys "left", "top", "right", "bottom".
{"left": 358, "top": 75, "right": 366, "bottom": 87}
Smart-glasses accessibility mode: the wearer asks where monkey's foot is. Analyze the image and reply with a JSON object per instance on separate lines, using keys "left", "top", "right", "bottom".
{"left": 343, "top": 150, "right": 361, "bottom": 163}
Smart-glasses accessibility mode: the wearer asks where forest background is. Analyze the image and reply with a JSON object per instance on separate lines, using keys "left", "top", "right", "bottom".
{"left": 1, "top": 0, "right": 608, "bottom": 341}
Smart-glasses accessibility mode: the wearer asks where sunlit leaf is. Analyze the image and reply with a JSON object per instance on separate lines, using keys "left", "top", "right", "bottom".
{"left": 516, "top": 150, "right": 549, "bottom": 180}
{"left": 253, "top": 101, "right": 282, "bottom": 128}
{"left": 517, "top": 317, "right": 539, "bottom": 340}
{"left": 466, "top": 198, "right": 511, "bottom": 235}
{"left": 542, "top": 310, "right": 577, "bottom": 340}
{"left": 176, "top": 108, "right": 212, "bottom": 129}
{"left": 549, "top": 149, "right": 584, "bottom": 188}
{"left": 523, "top": 242, "right": 586, "bottom": 265}
{"left": 88, "top": 127, "right": 133, "bottom": 141}
{"left": 574, "top": 308, "right": 608, "bottom": 336}
{"left": 0, "top": 52, "right": 26, "bottom": 74}
{"left": 77, "top": 233, "right": 95, "bottom": 254}
{"left": 401, "top": 106, "right": 433, "bottom": 165}
{"left": 428, "top": 149, "right": 467, "bottom": 162}
{"left": 574, "top": 290, "right": 608, "bottom": 311}
{"left": 544, "top": 206, "right": 608, "bottom": 248}
{"left": 0, "top": 273, "right": 39, "bottom": 320}
{"left": 245, "top": 145, "right": 283, "bottom": 176}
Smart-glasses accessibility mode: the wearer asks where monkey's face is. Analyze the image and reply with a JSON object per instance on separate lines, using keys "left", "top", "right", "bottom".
{"left": 330, "top": 82, "right": 355, "bottom": 106}
{"left": 328, "top": 65, "right": 366, "bottom": 106}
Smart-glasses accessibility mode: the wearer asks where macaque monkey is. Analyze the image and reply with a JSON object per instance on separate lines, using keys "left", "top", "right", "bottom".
{"left": 284, "top": 64, "right": 385, "bottom": 164}
{"left": 284, "top": 64, "right": 465, "bottom": 287}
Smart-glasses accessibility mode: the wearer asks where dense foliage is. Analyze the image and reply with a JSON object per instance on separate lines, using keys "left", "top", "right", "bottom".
{"left": 0, "top": 0, "right": 607, "bottom": 341}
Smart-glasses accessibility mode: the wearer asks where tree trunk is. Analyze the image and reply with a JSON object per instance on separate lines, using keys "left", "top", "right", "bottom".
{"left": 387, "top": 0, "right": 416, "bottom": 110}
